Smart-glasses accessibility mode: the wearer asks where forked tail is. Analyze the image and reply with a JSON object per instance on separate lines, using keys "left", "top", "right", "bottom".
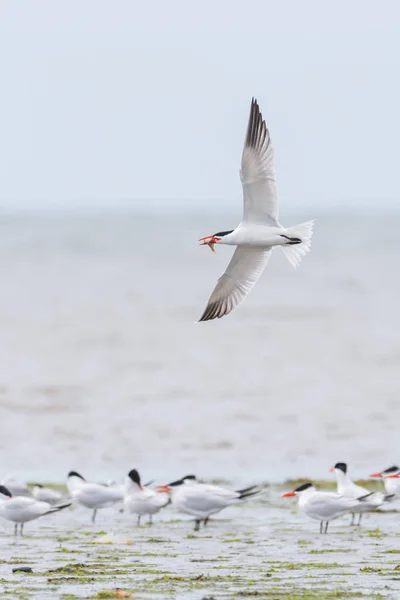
{"left": 236, "top": 484, "right": 264, "bottom": 500}
{"left": 282, "top": 219, "right": 315, "bottom": 268}
{"left": 45, "top": 500, "right": 73, "bottom": 515}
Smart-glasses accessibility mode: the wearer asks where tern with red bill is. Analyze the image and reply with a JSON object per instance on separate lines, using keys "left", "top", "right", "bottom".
{"left": 0, "top": 485, "right": 72, "bottom": 536}
{"left": 158, "top": 475, "right": 261, "bottom": 531}
{"left": 329, "top": 462, "right": 392, "bottom": 526}
{"left": 124, "top": 469, "right": 170, "bottom": 526}
{"left": 370, "top": 466, "right": 400, "bottom": 498}
{"left": 198, "top": 98, "right": 315, "bottom": 321}
{"left": 281, "top": 482, "right": 369, "bottom": 533}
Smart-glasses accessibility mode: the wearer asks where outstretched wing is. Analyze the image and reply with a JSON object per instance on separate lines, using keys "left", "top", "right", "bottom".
{"left": 198, "top": 246, "right": 271, "bottom": 322}
{"left": 240, "top": 98, "right": 278, "bottom": 224}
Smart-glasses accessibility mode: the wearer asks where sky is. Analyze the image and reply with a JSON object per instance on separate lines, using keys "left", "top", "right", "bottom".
{"left": 0, "top": 0, "right": 399, "bottom": 215}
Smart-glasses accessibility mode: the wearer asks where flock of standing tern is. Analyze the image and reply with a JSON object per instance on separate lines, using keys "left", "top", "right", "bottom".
{"left": 281, "top": 464, "right": 400, "bottom": 533}
{"left": 5, "top": 99, "right": 397, "bottom": 540}
{"left": 0, "top": 464, "right": 398, "bottom": 536}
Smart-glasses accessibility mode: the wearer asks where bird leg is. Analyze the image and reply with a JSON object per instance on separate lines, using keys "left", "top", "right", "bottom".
{"left": 137, "top": 515, "right": 141, "bottom": 526}
{"left": 324, "top": 521, "right": 329, "bottom": 534}
{"left": 357, "top": 513, "right": 362, "bottom": 526}
{"left": 20, "top": 523, "right": 24, "bottom": 536}
{"left": 92, "top": 509, "right": 97, "bottom": 523}
{"left": 319, "top": 521, "right": 323, "bottom": 534}
{"left": 350, "top": 512, "right": 355, "bottom": 526}
{"left": 148, "top": 515, "right": 153, "bottom": 525}
{"left": 194, "top": 519, "right": 201, "bottom": 532}
{"left": 14, "top": 523, "right": 18, "bottom": 536}
{"left": 204, "top": 517, "right": 209, "bottom": 527}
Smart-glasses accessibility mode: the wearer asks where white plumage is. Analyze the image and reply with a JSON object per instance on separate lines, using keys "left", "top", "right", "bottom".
{"left": 32, "top": 484, "right": 64, "bottom": 505}
{"left": 67, "top": 471, "right": 124, "bottom": 522}
{"left": 282, "top": 482, "right": 368, "bottom": 533}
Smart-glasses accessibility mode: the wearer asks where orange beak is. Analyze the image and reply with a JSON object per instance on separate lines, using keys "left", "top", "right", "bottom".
{"left": 387, "top": 473, "right": 400, "bottom": 479}
{"left": 369, "top": 472, "right": 382, "bottom": 478}
{"left": 156, "top": 484, "right": 172, "bottom": 493}
{"left": 199, "top": 235, "right": 221, "bottom": 253}
{"left": 281, "top": 490, "right": 295, "bottom": 497}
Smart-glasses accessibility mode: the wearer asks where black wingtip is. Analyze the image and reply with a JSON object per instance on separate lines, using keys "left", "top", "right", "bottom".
{"left": 198, "top": 301, "right": 226, "bottom": 322}
{"left": 245, "top": 97, "right": 267, "bottom": 152}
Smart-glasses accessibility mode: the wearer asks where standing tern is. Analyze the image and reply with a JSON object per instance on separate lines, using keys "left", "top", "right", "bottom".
{"left": 158, "top": 475, "right": 261, "bottom": 531}
{"left": 281, "top": 482, "right": 369, "bottom": 533}
{"left": 370, "top": 466, "right": 400, "bottom": 498}
{"left": 67, "top": 471, "right": 124, "bottom": 522}
{"left": 330, "top": 462, "right": 391, "bottom": 526}
{"left": 124, "top": 469, "right": 170, "bottom": 525}
{"left": 198, "top": 98, "right": 315, "bottom": 321}
{"left": 32, "top": 484, "right": 64, "bottom": 505}
{"left": 0, "top": 485, "right": 72, "bottom": 536}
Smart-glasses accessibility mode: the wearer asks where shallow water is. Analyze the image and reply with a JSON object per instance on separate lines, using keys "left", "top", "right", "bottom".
{"left": 0, "top": 213, "right": 398, "bottom": 484}
{"left": 0, "top": 484, "right": 399, "bottom": 599}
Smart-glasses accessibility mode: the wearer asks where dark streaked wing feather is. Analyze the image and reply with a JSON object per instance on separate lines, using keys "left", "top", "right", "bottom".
{"left": 198, "top": 247, "right": 271, "bottom": 322}
{"left": 245, "top": 98, "right": 267, "bottom": 150}
{"left": 240, "top": 98, "right": 278, "bottom": 223}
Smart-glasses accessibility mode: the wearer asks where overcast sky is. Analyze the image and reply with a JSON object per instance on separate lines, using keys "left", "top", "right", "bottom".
{"left": 0, "top": 0, "right": 399, "bottom": 214}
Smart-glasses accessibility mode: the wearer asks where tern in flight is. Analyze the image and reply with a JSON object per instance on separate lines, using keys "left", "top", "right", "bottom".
{"left": 198, "top": 98, "right": 315, "bottom": 322}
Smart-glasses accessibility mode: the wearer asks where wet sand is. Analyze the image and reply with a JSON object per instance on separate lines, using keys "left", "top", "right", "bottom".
{"left": 0, "top": 482, "right": 399, "bottom": 599}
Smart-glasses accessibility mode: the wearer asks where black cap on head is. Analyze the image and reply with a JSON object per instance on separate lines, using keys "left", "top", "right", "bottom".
{"left": 0, "top": 485, "right": 12, "bottom": 497}
{"left": 68, "top": 471, "right": 85, "bottom": 480}
{"left": 383, "top": 465, "right": 400, "bottom": 474}
{"left": 167, "top": 478, "right": 184, "bottom": 487}
{"left": 294, "top": 483, "right": 313, "bottom": 493}
{"left": 128, "top": 469, "right": 141, "bottom": 485}
{"left": 334, "top": 462, "right": 347, "bottom": 474}
{"left": 167, "top": 475, "right": 196, "bottom": 487}
{"left": 214, "top": 230, "right": 233, "bottom": 237}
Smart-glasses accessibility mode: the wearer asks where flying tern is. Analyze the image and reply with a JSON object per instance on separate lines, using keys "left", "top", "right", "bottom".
{"left": 198, "top": 98, "right": 314, "bottom": 321}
